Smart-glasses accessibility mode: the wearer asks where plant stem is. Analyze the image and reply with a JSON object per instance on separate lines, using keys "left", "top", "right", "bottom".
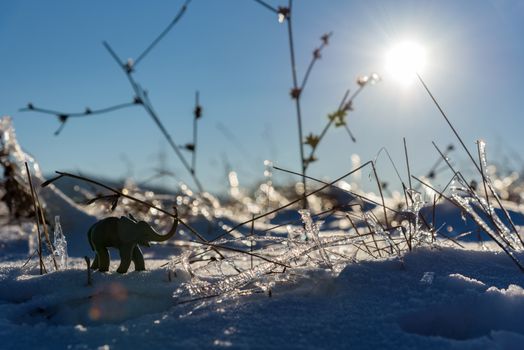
{"left": 304, "top": 89, "right": 351, "bottom": 170}
{"left": 286, "top": 0, "right": 307, "bottom": 208}
{"left": 212, "top": 161, "right": 374, "bottom": 241}
{"left": 133, "top": 0, "right": 192, "bottom": 67}
{"left": 25, "top": 162, "right": 45, "bottom": 274}
{"left": 102, "top": 41, "right": 204, "bottom": 193}
{"left": 192, "top": 91, "right": 199, "bottom": 175}
{"left": 416, "top": 73, "right": 481, "bottom": 173}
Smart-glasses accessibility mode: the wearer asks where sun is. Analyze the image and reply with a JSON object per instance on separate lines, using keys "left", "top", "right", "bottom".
{"left": 385, "top": 41, "right": 426, "bottom": 86}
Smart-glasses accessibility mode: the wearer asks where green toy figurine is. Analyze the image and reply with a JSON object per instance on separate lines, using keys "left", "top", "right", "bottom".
{"left": 87, "top": 208, "right": 178, "bottom": 273}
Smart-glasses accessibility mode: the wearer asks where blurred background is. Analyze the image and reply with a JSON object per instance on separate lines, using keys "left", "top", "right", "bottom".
{"left": 1, "top": 0, "right": 523, "bottom": 195}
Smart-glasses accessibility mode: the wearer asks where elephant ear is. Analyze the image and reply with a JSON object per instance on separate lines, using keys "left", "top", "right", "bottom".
{"left": 117, "top": 216, "right": 141, "bottom": 244}
{"left": 136, "top": 221, "right": 152, "bottom": 247}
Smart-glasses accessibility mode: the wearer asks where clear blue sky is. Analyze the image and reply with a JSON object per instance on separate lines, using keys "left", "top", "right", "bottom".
{"left": 1, "top": 0, "right": 523, "bottom": 194}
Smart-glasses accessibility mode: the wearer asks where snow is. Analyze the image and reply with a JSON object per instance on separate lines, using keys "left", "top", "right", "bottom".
{"left": 0, "top": 244, "right": 524, "bottom": 349}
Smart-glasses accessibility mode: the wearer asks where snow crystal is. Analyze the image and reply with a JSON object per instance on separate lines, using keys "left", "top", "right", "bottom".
{"left": 213, "top": 339, "right": 232, "bottom": 347}
{"left": 419, "top": 271, "right": 434, "bottom": 285}
{"left": 74, "top": 325, "right": 87, "bottom": 332}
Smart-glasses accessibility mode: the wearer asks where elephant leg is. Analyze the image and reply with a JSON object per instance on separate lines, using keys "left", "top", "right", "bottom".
{"left": 91, "top": 253, "right": 99, "bottom": 269}
{"left": 117, "top": 245, "right": 133, "bottom": 274}
{"left": 132, "top": 246, "right": 146, "bottom": 271}
{"left": 97, "top": 247, "right": 110, "bottom": 272}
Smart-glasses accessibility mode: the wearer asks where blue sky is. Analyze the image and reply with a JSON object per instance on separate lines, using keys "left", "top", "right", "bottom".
{"left": 1, "top": 0, "right": 523, "bottom": 194}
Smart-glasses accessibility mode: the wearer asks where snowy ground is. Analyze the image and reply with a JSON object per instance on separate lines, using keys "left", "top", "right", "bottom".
{"left": 2, "top": 116, "right": 524, "bottom": 349}
{"left": 1, "top": 234, "right": 524, "bottom": 350}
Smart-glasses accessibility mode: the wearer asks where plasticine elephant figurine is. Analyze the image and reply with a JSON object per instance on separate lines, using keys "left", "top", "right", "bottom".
{"left": 87, "top": 209, "right": 178, "bottom": 273}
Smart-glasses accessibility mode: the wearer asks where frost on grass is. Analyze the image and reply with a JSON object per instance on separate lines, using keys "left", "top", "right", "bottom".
{"left": 53, "top": 215, "right": 68, "bottom": 270}
{"left": 449, "top": 141, "right": 524, "bottom": 271}
{"left": 173, "top": 209, "right": 374, "bottom": 304}
{"left": 0, "top": 116, "right": 97, "bottom": 256}
{"left": 170, "top": 180, "right": 449, "bottom": 306}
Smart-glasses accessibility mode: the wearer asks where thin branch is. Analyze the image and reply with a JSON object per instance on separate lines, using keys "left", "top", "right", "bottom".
{"left": 20, "top": 101, "right": 138, "bottom": 136}
{"left": 191, "top": 90, "right": 201, "bottom": 175}
{"left": 273, "top": 164, "right": 402, "bottom": 215}
{"left": 431, "top": 142, "right": 507, "bottom": 243}
{"left": 374, "top": 147, "right": 405, "bottom": 187}
{"left": 21, "top": 249, "right": 38, "bottom": 269}
{"left": 300, "top": 32, "right": 332, "bottom": 92}
{"left": 43, "top": 171, "right": 207, "bottom": 243}
{"left": 20, "top": 102, "right": 136, "bottom": 118}
{"left": 35, "top": 187, "right": 58, "bottom": 271}
{"left": 343, "top": 124, "right": 357, "bottom": 143}
{"left": 23, "top": 2, "right": 202, "bottom": 192}
{"left": 286, "top": 0, "right": 307, "bottom": 208}
{"left": 477, "top": 141, "right": 523, "bottom": 245}
{"left": 252, "top": 0, "right": 279, "bottom": 14}
{"left": 426, "top": 144, "right": 454, "bottom": 179}
{"left": 403, "top": 138, "right": 412, "bottom": 190}
{"left": 410, "top": 176, "right": 466, "bottom": 249}
{"left": 142, "top": 97, "right": 204, "bottom": 192}
{"left": 304, "top": 89, "right": 351, "bottom": 168}
{"left": 103, "top": 40, "right": 126, "bottom": 69}
{"left": 260, "top": 204, "right": 357, "bottom": 234}
{"left": 102, "top": 40, "right": 204, "bottom": 193}
{"left": 416, "top": 73, "right": 481, "bottom": 173}
{"left": 211, "top": 161, "right": 374, "bottom": 241}
{"left": 431, "top": 143, "right": 515, "bottom": 248}
{"left": 133, "top": 0, "right": 192, "bottom": 67}
{"left": 372, "top": 162, "right": 389, "bottom": 228}
{"left": 188, "top": 240, "right": 291, "bottom": 268}
{"left": 25, "top": 162, "right": 45, "bottom": 274}
{"left": 304, "top": 81, "right": 372, "bottom": 170}
{"left": 415, "top": 172, "right": 524, "bottom": 272}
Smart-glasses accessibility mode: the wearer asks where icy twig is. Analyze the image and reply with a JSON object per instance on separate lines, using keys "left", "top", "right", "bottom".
{"left": 417, "top": 73, "right": 481, "bottom": 174}
{"left": 371, "top": 161, "right": 390, "bottom": 229}
{"left": 272, "top": 165, "right": 401, "bottom": 215}
{"left": 24, "top": 162, "right": 46, "bottom": 274}
{"left": 476, "top": 140, "right": 523, "bottom": 245}
{"left": 299, "top": 209, "right": 332, "bottom": 267}
{"left": 452, "top": 193, "right": 524, "bottom": 272}
{"left": 42, "top": 171, "right": 208, "bottom": 243}
{"left": 212, "top": 161, "right": 373, "bottom": 242}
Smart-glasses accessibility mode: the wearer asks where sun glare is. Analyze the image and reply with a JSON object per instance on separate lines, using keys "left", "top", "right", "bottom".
{"left": 385, "top": 41, "right": 426, "bottom": 86}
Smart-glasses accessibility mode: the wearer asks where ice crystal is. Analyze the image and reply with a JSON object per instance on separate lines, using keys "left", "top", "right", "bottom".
{"left": 420, "top": 272, "right": 434, "bottom": 285}
{"left": 52, "top": 216, "right": 68, "bottom": 269}
{"left": 172, "top": 210, "right": 369, "bottom": 303}
{"left": 298, "top": 209, "right": 331, "bottom": 268}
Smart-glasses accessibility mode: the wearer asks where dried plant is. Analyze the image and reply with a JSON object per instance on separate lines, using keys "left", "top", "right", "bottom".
{"left": 252, "top": 1, "right": 379, "bottom": 208}
{"left": 19, "top": 0, "right": 205, "bottom": 193}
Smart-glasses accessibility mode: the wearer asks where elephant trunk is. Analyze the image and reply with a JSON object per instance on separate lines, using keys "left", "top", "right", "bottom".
{"left": 146, "top": 215, "right": 178, "bottom": 242}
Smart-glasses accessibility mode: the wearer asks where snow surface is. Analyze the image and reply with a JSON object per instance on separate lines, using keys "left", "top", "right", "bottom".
{"left": 1, "top": 242, "right": 524, "bottom": 350}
